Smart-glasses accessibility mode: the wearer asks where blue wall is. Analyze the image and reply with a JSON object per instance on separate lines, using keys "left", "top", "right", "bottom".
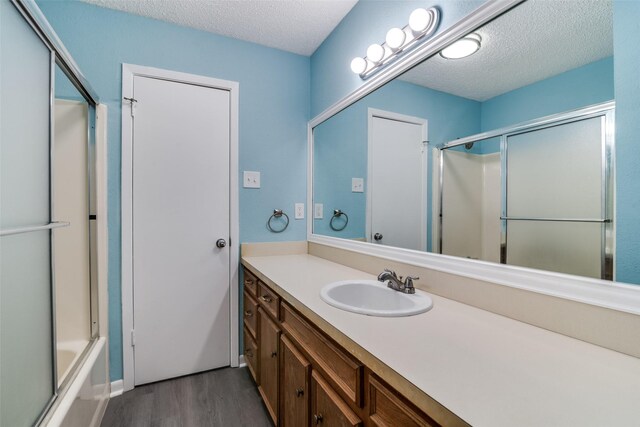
{"left": 481, "top": 57, "right": 614, "bottom": 131}
{"left": 310, "top": 0, "right": 485, "bottom": 117}
{"left": 314, "top": 79, "right": 480, "bottom": 250}
{"left": 39, "top": 0, "right": 309, "bottom": 381}
{"left": 614, "top": 0, "right": 640, "bottom": 284}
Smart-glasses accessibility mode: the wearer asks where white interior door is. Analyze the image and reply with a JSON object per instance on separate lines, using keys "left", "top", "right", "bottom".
{"left": 369, "top": 111, "right": 427, "bottom": 251}
{"left": 132, "top": 75, "right": 231, "bottom": 385}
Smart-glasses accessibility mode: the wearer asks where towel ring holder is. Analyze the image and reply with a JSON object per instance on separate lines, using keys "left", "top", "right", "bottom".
{"left": 267, "top": 209, "right": 289, "bottom": 233}
{"left": 330, "top": 209, "right": 349, "bottom": 231}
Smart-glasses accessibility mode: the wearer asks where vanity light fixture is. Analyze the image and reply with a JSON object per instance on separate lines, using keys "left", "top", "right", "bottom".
{"left": 351, "top": 6, "right": 440, "bottom": 79}
{"left": 366, "top": 43, "right": 385, "bottom": 64}
{"left": 440, "top": 33, "right": 482, "bottom": 59}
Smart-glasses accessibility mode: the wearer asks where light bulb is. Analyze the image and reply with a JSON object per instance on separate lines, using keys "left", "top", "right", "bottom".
{"left": 366, "top": 43, "right": 385, "bottom": 63}
{"left": 409, "top": 8, "right": 433, "bottom": 33}
{"left": 440, "top": 33, "right": 481, "bottom": 59}
{"left": 386, "top": 27, "right": 406, "bottom": 50}
{"left": 350, "top": 57, "right": 367, "bottom": 74}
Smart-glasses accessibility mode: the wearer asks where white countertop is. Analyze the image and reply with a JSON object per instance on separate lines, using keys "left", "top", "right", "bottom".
{"left": 242, "top": 254, "right": 640, "bottom": 427}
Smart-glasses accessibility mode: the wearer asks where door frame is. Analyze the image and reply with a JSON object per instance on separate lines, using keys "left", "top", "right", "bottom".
{"left": 121, "top": 63, "right": 239, "bottom": 392}
{"left": 367, "top": 108, "right": 428, "bottom": 251}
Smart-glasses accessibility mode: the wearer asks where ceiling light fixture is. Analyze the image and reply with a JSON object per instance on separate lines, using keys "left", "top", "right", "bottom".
{"left": 440, "top": 33, "right": 482, "bottom": 59}
{"left": 350, "top": 7, "right": 440, "bottom": 79}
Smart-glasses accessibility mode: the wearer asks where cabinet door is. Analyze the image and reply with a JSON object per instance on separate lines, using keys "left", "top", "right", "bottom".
{"left": 311, "top": 370, "right": 362, "bottom": 427}
{"left": 259, "top": 307, "right": 280, "bottom": 424}
{"left": 281, "top": 335, "right": 310, "bottom": 427}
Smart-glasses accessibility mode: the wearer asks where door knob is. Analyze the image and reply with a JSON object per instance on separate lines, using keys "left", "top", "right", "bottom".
{"left": 216, "top": 239, "right": 227, "bottom": 248}
{"left": 374, "top": 233, "right": 383, "bottom": 241}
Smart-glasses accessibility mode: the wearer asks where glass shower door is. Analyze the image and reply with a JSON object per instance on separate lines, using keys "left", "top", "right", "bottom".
{"left": 503, "top": 116, "right": 610, "bottom": 279}
{"left": 0, "top": 1, "right": 56, "bottom": 425}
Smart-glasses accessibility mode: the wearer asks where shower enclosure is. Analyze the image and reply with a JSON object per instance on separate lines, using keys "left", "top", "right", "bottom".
{"left": 437, "top": 102, "right": 614, "bottom": 280}
{"left": 0, "top": 0, "right": 104, "bottom": 425}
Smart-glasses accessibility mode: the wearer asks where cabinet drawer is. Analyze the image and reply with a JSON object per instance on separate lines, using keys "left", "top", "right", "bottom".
{"left": 311, "top": 370, "right": 362, "bottom": 427}
{"left": 369, "top": 375, "right": 438, "bottom": 427}
{"left": 244, "top": 269, "right": 258, "bottom": 297}
{"left": 243, "top": 290, "right": 258, "bottom": 340}
{"left": 244, "top": 328, "right": 258, "bottom": 382}
{"left": 281, "top": 302, "right": 363, "bottom": 407}
{"left": 258, "top": 282, "right": 280, "bottom": 320}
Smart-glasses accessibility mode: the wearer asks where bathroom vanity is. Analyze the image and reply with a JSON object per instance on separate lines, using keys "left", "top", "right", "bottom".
{"left": 242, "top": 263, "right": 450, "bottom": 426}
{"left": 241, "top": 243, "right": 640, "bottom": 427}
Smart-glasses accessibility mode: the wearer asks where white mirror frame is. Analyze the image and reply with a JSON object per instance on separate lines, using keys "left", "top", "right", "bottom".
{"left": 307, "top": 0, "right": 640, "bottom": 315}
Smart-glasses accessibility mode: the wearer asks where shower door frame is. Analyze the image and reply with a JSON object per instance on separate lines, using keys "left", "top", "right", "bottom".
{"left": 438, "top": 101, "right": 615, "bottom": 281}
{"left": 4, "top": 0, "right": 102, "bottom": 424}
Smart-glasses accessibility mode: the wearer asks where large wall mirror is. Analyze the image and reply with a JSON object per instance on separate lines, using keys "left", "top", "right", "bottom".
{"left": 310, "top": 0, "right": 636, "bottom": 285}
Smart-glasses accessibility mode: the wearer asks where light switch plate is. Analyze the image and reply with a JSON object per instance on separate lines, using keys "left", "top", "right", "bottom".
{"left": 314, "top": 203, "right": 323, "bottom": 219}
{"left": 295, "top": 203, "right": 304, "bottom": 219}
{"left": 352, "top": 177, "right": 364, "bottom": 193}
{"left": 243, "top": 171, "right": 260, "bottom": 188}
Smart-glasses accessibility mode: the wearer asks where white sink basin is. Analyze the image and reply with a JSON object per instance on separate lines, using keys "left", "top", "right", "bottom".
{"left": 320, "top": 280, "right": 433, "bottom": 317}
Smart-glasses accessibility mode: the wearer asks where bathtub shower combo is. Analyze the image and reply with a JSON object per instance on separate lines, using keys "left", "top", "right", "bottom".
{"left": 1, "top": 1, "right": 108, "bottom": 426}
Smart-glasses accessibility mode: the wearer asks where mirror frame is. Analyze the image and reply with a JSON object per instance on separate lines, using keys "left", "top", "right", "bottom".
{"left": 307, "top": 0, "right": 640, "bottom": 315}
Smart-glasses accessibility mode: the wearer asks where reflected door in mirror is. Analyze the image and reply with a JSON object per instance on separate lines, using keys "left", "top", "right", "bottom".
{"left": 369, "top": 112, "right": 426, "bottom": 251}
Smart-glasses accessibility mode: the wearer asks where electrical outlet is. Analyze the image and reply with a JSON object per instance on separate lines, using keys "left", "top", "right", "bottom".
{"left": 352, "top": 177, "right": 364, "bottom": 193}
{"left": 314, "top": 203, "right": 323, "bottom": 219}
{"left": 295, "top": 203, "right": 304, "bottom": 219}
{"left": 243, "top": 171, "right": 260, "bottom": 188}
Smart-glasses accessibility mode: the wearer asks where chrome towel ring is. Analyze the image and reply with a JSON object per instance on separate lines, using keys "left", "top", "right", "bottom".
{"left": 330, "top": 209, "right": 349, "bottom": 231}
{"left": 267, "top": 209, "right": 289, "bottom": 233}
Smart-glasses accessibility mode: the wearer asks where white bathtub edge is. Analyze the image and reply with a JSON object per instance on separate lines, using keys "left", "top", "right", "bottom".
{"left": 45, "top": 337, "right": 106, "bottom": 427}
{"left": 109, "top": 380, "right": 123, "bottom": 398}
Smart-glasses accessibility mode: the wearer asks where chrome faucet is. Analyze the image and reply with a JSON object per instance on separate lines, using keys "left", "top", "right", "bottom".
{"left": 377, "top": 269, "right": 418, "bottom": 294}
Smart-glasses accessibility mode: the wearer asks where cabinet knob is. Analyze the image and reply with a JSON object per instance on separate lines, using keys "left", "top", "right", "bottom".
{"left": 244, "top": 310, "right": 253, "bottom": 317}
{"left": 313, "top": 414, "right": 323, "bottom": 424}
{"left": 271, "top": 351, "right": 277, "bottom": 358}
{"left": 244, "top": 279, "right": 254, "bottom": 286}
{"left": 261, "top": 295, "right": 273, "bottom": 303}
{"left": 295, "top": 388, "right": 304, "bottom": 397}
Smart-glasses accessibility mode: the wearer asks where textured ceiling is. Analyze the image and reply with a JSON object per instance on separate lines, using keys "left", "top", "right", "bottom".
{"left": 400, "top": 0, "right": 613, "bottom": 101}
{"left": 81, "top": 0, "right": 358, "bottom": 56}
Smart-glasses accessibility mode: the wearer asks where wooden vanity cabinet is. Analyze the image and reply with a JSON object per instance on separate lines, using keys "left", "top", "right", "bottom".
{"left": 258, "top": 307, "right": 280, "bottom": 424}
{"left": 281, "top": 302, "right": 363, "bottom": 408}
{"left": 311, "top": 370, "right": 363, "bottom": 427}
{"left": 242, "top": 267, "right": 449, "bottom": 427}
{"left": 280, "top": 335, "right": 311, "bottom": 426}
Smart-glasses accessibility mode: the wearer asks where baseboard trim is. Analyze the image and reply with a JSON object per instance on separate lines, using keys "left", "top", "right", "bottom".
{"left": 110, "top": 380, "right": 124, "bottom": 398}
{"left": 238, "top": 355, "right": 246, "bottom": 368}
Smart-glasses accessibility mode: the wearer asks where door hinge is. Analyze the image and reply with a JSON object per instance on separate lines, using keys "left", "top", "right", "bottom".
{"left": 124, "top": 97, "right": 137, "bottom": 117}
{"left": 131, "top": 329, "right": 136, "bottom": 347}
